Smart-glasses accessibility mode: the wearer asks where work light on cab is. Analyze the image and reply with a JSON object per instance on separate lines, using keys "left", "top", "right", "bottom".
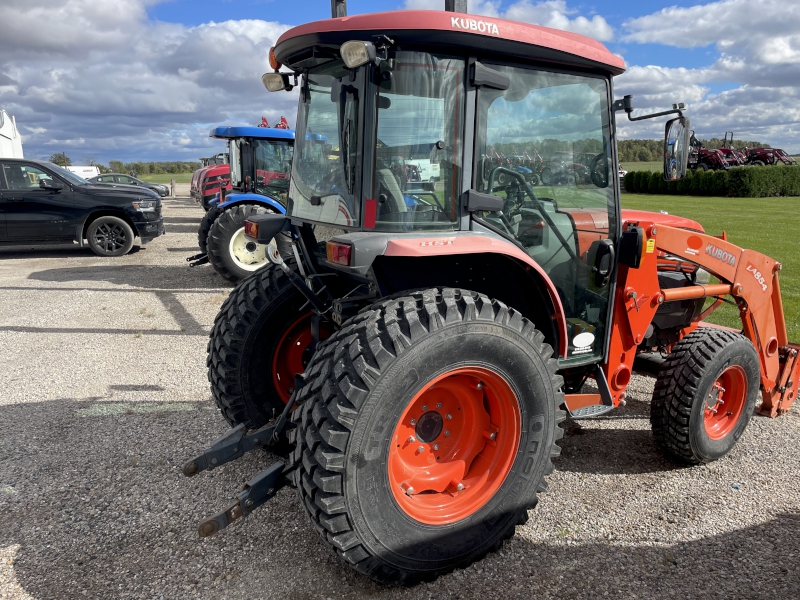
{"left": 261, "top": 72, "right": 290, "bottom": 92}
{"left": 340, "top": 40, "right": 377, "bottom": 69}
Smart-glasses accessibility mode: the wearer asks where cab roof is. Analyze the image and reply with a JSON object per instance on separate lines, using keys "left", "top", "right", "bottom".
{"left": 274, "top": 10, "right": 625, "bottom": 75}
{"left": 210, "top": 126, "right": 295, "bottom": 140}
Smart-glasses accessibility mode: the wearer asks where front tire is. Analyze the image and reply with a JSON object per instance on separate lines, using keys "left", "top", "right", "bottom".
{"left": 86, "top": 216, "right": 135, "bottom": 257}
{"left": 651, "top": 328, "right": 759, "bottom": 464}
{"left": 289, "top": 288, "right": 565, "bottom": 585}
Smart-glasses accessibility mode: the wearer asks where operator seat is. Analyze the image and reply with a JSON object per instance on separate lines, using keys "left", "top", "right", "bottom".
{"left": 376, "top": 168, "right": 407, "bottom": 218}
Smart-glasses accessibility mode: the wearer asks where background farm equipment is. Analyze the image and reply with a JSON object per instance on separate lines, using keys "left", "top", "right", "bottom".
{"left": 187, "top": 1, "right": 799, "bottom": 587}
{"left": 688, "top": 131, "right": 729, "bottom": 171}
{"left": 187, "top": 125, "right": 294, "bottom": 281}
{"left": 746, "top": 146, "right": 798, "bottom": 166}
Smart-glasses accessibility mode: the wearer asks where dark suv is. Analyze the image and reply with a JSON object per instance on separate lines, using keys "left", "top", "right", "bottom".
{"left": 0, "top": 159, "right": 165, "bottom": 256}
{"left": 88, "top": 173, "right": 170, "bottom": 197}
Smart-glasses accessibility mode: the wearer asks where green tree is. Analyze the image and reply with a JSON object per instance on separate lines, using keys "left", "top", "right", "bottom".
{"left": 49, "top": 152, "right": 72, "bottom": 167}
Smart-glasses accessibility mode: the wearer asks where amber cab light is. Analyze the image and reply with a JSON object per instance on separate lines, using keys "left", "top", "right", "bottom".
{"left": 244, "top": 220, "right": 259, "bottom": 239}
{"left": 269, "top": 47, "right": 281, "bottom": 71}
{"left": 326, "top": 241, "right": 352, "bottom": 266}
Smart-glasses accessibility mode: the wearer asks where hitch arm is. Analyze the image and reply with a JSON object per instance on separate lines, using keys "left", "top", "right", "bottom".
{"left": 197, "top": 462, "right": 287, "bottom": 537}
{"left": 182, "top": 422, "right": 287, "bottom": 477}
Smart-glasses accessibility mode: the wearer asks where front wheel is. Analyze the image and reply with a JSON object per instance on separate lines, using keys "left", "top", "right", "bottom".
{"left": 289, "top": 288, "right": 565, "bottom": 585}
{"left": 651, "top": 328, "right": 759, "bottom": 464}
{"left": 206, "top": 204, "right": 290, "bottom": 283}
{"left": 86, "top": 216, "right": 135, "bottom": 257}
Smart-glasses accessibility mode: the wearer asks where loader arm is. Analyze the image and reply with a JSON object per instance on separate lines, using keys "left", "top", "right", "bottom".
{"left": 566, "top": 220, "right": 799, "bottom": 418}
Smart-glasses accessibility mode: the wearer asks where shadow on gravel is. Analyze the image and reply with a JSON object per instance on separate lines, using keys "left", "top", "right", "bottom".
{"left": 0, "top": 245, "right": 141, "bottom": 259}
{"left": 27, "top": 265, "right": 229, "bottom": 289}
{"left": 163, "top": 224, "right": 202, "bottom": 234}
{"left": 0, "top": 396, "right": 797, "bottom": 599}
{"left": 163, "top": 217, "right": 201, "bottom": 224}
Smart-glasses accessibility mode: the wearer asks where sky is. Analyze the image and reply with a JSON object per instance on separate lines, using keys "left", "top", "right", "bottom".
{"left": 1, "top": 0, "right": 798, "bottom": 164}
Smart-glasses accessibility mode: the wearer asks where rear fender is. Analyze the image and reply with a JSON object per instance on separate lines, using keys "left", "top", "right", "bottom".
{"left": 218, "top": 193, "right": 285, "bottom": 214}
{"left": 326, "top": 231, "right": 568, "bottom": 357}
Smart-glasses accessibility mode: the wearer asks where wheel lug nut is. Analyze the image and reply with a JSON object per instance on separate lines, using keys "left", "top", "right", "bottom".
{"left": 410, "top": 419, "right": 416, "bottom": 425}
{"left": 456, "top": 483, "right": 464, "bottom": 491}
{"left": 446, "top": 413, "right": 452, "bottom": 420}
{"left": 408, "top": 435, "right": 416, "bottom": 443}
{"left": 476, "top": 382, "right": 483, "bottom": 390}
{"left": 489, "top": 432, "right": 496, "bottom": 440}
{"left": 444, "top": 430, "right": 450, "bottom": 437}
{"left": 433, "top": 443, "right": 439, "bottom": 450}
{"left": 406, "top": 486, "right": 415, "bottom": 495}
{"left": 436, "top": 403, "right": 443, "bottom": 409}
{"left": 421, "top": 405, "right": 428, "bottom": 411}
{"left": 417, "top": 446, "right": 425, "bottom": 453}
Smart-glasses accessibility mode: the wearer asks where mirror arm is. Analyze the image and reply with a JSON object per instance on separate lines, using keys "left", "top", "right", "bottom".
{"left": 613, "top": 94, "right": 685, "bottom": 120}
{"left": 626, "top": 106, "right": 684, "bottom": 122}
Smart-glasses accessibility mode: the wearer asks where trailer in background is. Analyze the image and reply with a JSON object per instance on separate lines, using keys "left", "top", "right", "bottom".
{"left": 0, "top": 109, "right": 23, "bottom": 159}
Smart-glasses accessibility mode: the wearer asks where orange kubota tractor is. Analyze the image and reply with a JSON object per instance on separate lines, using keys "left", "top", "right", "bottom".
{"left": 185, "top": 0, "right": 799, "bottom": 586}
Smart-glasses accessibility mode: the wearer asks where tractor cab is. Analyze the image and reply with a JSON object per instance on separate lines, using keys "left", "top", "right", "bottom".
{"left": 210, "top": 126, "right": 295, "bottom": 203}
{"left": 262, "top": 10, "right": 689, "bottom": 364}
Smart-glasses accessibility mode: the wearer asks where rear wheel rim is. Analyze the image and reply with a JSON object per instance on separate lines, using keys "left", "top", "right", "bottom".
{"left": 388, "top": 367, "right": 521, "bottom": 525}
{"left": 703, "top": 365, "right": 747, "bottom": 440}
{"left": 271, "top": 312, "right": 330, "bottom": 404}
{"left": 228, "top": 227, "right": 268, "bottom": 271}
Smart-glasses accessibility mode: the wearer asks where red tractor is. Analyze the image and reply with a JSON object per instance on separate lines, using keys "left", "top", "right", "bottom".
{"left": 688, "top": 131, "right": 729, "bottom": 171}
{"left": 185, "top": 2, "right": 799, "bottom": 586}
{"left": 745, "top": 146, "right": 798, "bottom": 166}
{"left": 717, "top": 131, "right": 748, "bottom": 166}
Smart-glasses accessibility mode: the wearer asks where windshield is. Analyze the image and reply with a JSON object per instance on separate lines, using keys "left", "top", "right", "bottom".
{"left": 372, "top": 52, "right": 465, "bottom": 231}
{"left": 51, "top": 164, "right": 89, "bottom": 185}
{"left": 289, "top": 66, "right": 360, "bottom": 227}
{"left": 253, "top": 139, "right": 293, "bottom": 196}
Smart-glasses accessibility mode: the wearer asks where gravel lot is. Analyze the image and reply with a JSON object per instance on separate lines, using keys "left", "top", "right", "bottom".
{"left": 0, "top": 196, "right": 798, "bottom": 599}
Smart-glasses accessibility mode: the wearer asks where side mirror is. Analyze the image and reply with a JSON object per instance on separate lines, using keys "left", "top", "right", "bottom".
{"left": 664, "top": 116, "right": 690, "bottom": 181}
{"left": 591, "top": 239, "right": 615, "bottom": 287}
{"left": 39, "top": 179, "right": 63, "bottom": 191}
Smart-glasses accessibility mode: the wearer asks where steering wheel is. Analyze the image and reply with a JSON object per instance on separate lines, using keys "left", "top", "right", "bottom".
{"left": 485, "top": 166, "right": 592, "bottom": 271}
{"left": 589, "top": 153, "right": 609, "bottom": 188}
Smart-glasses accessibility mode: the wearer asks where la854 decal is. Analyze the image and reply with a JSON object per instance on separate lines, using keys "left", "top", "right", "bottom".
{"left": 746, "top": 263, "right": 768, "bottom": 292}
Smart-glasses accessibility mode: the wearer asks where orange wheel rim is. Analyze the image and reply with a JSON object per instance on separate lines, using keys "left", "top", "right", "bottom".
{"left": 271, "top": 312, "right": 329, "bottom": 404}
{"left": 388, "top": 367, "right": 521, "bottom": 525}
{"left": 703, "top": 365, "right": 747, "bottom": 440}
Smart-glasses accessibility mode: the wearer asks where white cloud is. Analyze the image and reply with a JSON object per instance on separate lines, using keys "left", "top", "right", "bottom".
{"left": 403, "top": 0, "right": 613, "bottom": 41}
{"left": 617, "top": 0, "right": 800, "bottom": 151}
{"left": 0, "top": 1, "right": 298, "bottom": 162}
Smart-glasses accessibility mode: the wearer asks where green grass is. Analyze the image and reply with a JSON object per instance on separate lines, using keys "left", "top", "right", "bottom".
{"left": 139, "top": 173, "right": 193, "bottom": 183}
{"left": 621, "top": 161, "right": 662, "bottom": 173}
{"left": 621, "top": 194, "right": 800, "bottom": 341}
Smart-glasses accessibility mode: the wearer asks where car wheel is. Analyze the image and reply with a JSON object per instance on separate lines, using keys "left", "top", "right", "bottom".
{"left": 86, "top": 216, "right": 135, "bottom": 257}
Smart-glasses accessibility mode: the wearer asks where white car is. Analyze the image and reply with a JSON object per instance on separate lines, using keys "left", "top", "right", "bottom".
{"left": 405, "top": 159, "right": 440, "bottom": 183}
{"left": 66, "top": 165, "right": 101, "bottom": 178}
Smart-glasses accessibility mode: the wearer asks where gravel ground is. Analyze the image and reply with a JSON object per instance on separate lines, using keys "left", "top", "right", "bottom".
{"left": 0, "top": 196, "right": 798, "bottom": 599}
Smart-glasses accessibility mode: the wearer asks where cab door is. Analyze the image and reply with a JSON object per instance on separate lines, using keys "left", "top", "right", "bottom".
{"left": 472, "top": 64, "right": 618, "bottom": 363}
{"left": 0, "top": 162, "right": 77, "bottom": 241}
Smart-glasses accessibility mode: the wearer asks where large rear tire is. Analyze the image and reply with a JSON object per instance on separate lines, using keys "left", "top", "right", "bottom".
{"left": 206, "top": 204, "right": 290, "bottom": 283}
{"left": 207, "top": 258, "right": 330, "bottom": 429}
{"left": 289, "top": 288, "right": 565, "bottom": 585}
{"left": 651, "top": 328, "right": 759, "bottom": 465}
{"left": 197, "top": 205, "right": 221, "bottom": 254}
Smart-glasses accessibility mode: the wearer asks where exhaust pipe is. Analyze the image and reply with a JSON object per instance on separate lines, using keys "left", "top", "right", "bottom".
{"left": 445, "top": 0, "right": 468, "bottom": 10}
{"left": 331, "top": 0, "right": 346, "bottom": 17}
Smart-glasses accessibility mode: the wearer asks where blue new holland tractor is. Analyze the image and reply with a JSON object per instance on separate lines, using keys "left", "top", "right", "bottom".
{"left": 189, "top": 126, "right": 294, "bottom": 282}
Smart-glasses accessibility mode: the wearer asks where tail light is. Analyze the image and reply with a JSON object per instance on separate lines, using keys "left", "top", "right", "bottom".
{"left": 244, "top": 220, "right": 259, "bottom": 239}
{"left": 326, "top": 241, "right": 352, "bottom": 266}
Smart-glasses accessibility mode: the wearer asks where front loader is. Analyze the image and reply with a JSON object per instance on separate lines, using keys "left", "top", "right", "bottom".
{"left": 186, "top": 1, "right": 799, "bottom": 586}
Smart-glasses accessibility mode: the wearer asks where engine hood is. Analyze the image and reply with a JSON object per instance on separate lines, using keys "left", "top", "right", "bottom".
{"left": 621, "top": 209, "right": 704, "bottom": 233}
{"left": 81, "top": 183, "right": 159, "bottom": 201}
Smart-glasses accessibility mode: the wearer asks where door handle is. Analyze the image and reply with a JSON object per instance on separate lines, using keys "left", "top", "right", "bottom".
{"left": 6, "top": 197, "right": 25, "bottom": 202}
